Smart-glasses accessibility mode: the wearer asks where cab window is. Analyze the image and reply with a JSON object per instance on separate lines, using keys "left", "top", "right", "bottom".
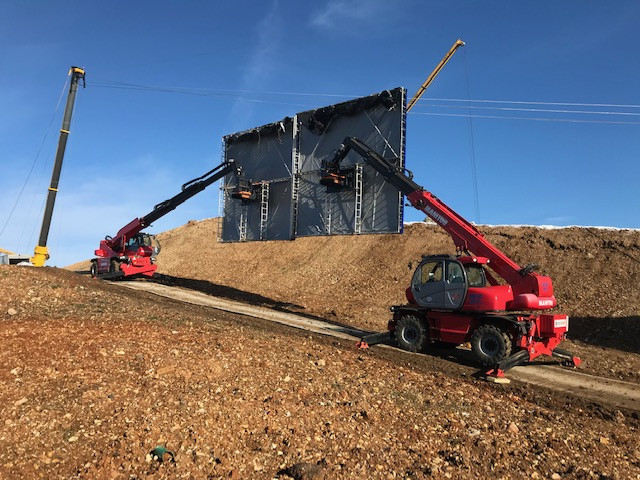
{"left": 446, "top": 262, "right": 465, "bottom": 284}
{"left": 465, "top": 265, "right": 486, "bottom": 287}
{"left": 413, "top": 261, "right": 443, "bottom": 286}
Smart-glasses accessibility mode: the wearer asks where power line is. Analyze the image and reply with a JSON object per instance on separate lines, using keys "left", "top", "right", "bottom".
{"left": 463, "top": 48, "right": 480, "bottom": 223}
{"left": 420, "top": 97, "right": 640, "bottom": 110}
{"left": 412, "top": 103, "right": 640, "bottom": 117}
{"left": 90, "top": 79, "right": 361, "bottom": 99}
{"left": 89, "top": 82, "right": 317, "bottom": 109}
{"left": 410, "top": 111, "right": 640, "bottom": 125}
{"left": 88, "top": 81, "right": 640, "bottom": 126}
{"left": 89, "top": 78, "right": 640, "bottom": 110}
{"left": 90, "top": 82, "right": 640, "bottom": 124}
{"left": 0, "top": 77, "right": 69, "bottom": 244}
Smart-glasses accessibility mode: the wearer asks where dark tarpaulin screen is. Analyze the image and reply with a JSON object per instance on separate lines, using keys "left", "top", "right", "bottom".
{"left": 220, "top": 87, "right": 406, "bottom": 242}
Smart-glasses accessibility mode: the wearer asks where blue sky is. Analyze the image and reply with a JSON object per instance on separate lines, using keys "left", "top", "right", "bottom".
{"left": 1, "top": 1, "right": 639, "bottom": 267}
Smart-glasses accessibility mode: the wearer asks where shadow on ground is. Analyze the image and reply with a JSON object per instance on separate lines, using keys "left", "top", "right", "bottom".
{"left": 150, "top": 273, "right": 305, "bottom": 311}
{"left": 76, "top": 270, "right": 588, "bottom": 373}
{"left": 145, "top": 274, "right": 493, "bottom": 371}
{"left": 569, "top": 316, "right": 640, "bottom": 354}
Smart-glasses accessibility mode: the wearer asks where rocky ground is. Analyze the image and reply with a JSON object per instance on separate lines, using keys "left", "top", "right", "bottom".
{"left": 2, "top": 266, "right": 640, "bottom": 479}
{"left": 137, "top": 219, "right": 640, "bottom": 383}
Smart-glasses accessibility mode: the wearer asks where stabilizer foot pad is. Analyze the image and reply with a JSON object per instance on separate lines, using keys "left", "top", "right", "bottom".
{"left": 486, "top": 376, "right": 511, "bottom": 384}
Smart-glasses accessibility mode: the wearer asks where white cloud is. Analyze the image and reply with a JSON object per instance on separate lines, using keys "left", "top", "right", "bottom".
{"left": 228, "top": 1, "right": 283, "bottom": 131}
{"left": 309, "top": 0, "right": 396, "bottom": 30}
{"left": 242, "top": 1, "right": 282, "bottom": 87}
{"left": 543, "top": 215, "right": 577, "bottom": 225}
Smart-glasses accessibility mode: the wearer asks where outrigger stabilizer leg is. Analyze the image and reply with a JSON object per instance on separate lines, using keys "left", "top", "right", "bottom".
{"left": 485, "top": 347, "right": 581, "bottom": 383}
{"left": 550, "top": 347, "right": 582, "bottom": 368}
{"left": 356, "top": 331, "right": 394, "bottom": 349}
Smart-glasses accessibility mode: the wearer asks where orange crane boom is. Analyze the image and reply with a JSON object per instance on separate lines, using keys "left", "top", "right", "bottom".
{"left": 406, "top": 39, "right": 465, "bottom": 112}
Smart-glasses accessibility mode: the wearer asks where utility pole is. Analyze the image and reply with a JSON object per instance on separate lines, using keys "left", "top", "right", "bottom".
{"left": 31, "top": 66, "right": 85, "bottom": 267}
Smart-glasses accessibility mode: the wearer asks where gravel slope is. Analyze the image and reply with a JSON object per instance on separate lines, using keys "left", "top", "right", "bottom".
{"left": 2, "top": 266, "right": 640, "bottom": 479}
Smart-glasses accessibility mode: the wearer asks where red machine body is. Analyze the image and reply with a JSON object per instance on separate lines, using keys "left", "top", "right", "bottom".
{"left": 405, "top": 190, "right": 557, "bottom": 311}
{"left": 326, "top": 137, "right": 580, "bottom": 375}
{"left": 91, "top": 219, "right": 158, "bottom": 278}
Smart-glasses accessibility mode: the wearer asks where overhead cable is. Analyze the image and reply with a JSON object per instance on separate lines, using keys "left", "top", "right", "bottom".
{"left": 87, "top": 81, "right": 640, "bottom": 126}
{"left": 89, "top": 79, "right": 640, "bottom": 110}
{"left": 410, "top": 112, "right": 640, "bottom": 125}
{"left": 0, "top": 77, "right": 69, "bottom": 243}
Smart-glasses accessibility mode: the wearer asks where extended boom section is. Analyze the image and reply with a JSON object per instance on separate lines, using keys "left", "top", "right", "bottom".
{"left": 91, "top": 160, "right": 238, "bottom": 279}
{"left": 324, "top": 137, "right": 580, "bottom": 378}
{"left": 329, "top": 137, "right": 556, "bottom": 311}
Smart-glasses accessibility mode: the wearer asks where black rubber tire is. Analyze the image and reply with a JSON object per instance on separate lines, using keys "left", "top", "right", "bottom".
{"left": 470, "top": 324, "right": 512, "bottom": 366}
{"left": 109, "top": 259, "right": 120, "bottom": 274}
{"left": 90, "top": 260, "right": 98, "bottom": 279}
{"left": 395, "top": 315, "right": 429, "bottom": 353}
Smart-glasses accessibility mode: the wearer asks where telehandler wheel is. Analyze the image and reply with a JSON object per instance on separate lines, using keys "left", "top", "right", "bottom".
{"left": 90, "top": 260, "right": 98, "bottom": 279}
{"left": 470, "top": 324, "right": 512, "bottom": 366}
{"left": 109, "top": 259, "right": 120, "bottom": 274}
{"left": 395, "top": 315, "right": 429, "bottom": 353}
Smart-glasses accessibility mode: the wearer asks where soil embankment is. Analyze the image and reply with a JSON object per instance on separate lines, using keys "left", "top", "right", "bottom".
{"left": 152, "top": 219, "right": 640, "bottom": 351}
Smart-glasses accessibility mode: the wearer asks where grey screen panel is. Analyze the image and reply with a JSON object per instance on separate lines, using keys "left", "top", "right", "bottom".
{"left": 221, "top": 120, "right": 294, "bottom": 241}
{"left": 221, "top": 87, "right": 406, "bottom": 242}
{"left": 265, "top": 180, "right": 292, "bottom": 240}
{"left": 297, "top": 176, "right": 356, "bottom": 236}
{"left": 296, "top": 88, "right": 404, "bottom": 237}
{"left": 221, "top": 187, "right": 242, "bottom": 242}
{"left": 225, "top": 119, "right": 293, "bottom": 182}
{"left": 220, "top": 179, "right": 292, "bottom": 242}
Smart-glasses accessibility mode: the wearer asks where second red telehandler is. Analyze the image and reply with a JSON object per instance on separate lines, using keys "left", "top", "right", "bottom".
{"left": 321, "top": 137, "right": 581, "bottom": 378}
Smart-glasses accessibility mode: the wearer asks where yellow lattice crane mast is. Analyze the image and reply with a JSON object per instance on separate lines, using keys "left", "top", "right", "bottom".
{"left": 406, "top": 39, "right": 464, "bottom": 112}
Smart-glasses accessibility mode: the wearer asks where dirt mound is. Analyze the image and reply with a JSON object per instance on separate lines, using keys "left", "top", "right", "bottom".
{"left": 2, "top": 266, "right": 639, "bottom": 479}
{"left": 152, "top": 219, "right": 640, "bottom": 352}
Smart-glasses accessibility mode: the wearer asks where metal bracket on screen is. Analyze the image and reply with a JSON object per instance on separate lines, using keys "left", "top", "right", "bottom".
{"left": 319, "top": 165, "right": 355, "bottom": 193}
{"left": 229, "top": 177, "right": 262, "bottom": 204}
{"left": 226, "top": 167, "right": 261, "bottom": 204}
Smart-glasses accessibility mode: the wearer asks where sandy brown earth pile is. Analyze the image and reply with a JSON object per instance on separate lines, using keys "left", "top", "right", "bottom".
{"left": 2, "top": 266, "right": 640, "bottom": 479}
{"left": 149, "top": 219, "right": 640, "bottom": 351}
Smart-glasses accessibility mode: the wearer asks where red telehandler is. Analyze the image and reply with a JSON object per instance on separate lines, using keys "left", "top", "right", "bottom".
{"left": 90, "top": 160, "right": 239, "bottom": 279}
{"left": 320, "top": 137, "right": 581, "bottom": 378}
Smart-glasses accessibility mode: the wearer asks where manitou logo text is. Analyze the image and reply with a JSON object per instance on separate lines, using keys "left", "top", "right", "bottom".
{"left": 538, "top": 299, "right": 554, "bottom": 307}
{"left": 425, "top": 206, "right": 448, "bottom": 226}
